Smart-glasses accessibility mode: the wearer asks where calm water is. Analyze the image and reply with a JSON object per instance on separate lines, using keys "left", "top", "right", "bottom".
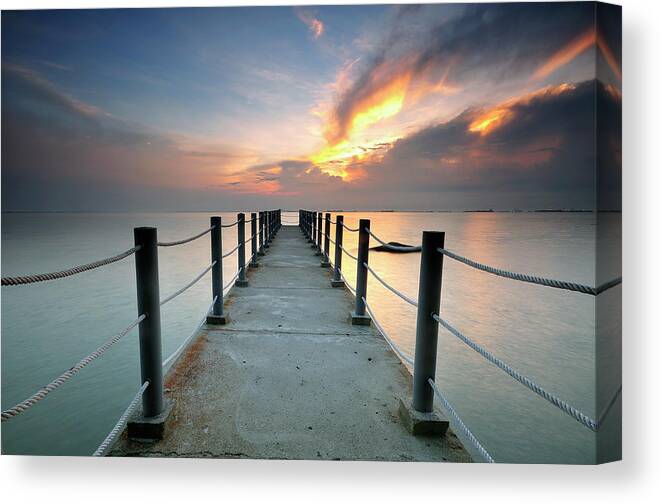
{"left": 1, "top": 211, "right": 621, "bottom": 463}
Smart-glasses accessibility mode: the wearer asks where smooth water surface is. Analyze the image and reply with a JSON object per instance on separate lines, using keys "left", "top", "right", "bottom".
{"left": 1, "top": 211, "right": 621, "bottom": 463}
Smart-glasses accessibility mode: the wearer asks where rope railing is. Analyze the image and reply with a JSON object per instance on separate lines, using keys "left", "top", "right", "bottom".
{"left": 162, "top": 297, "right": 217, "bottom": 370}
{"left": 221, "top": 220, "right": 239, "bottom": 228}
{"left": 157, "top": 226, "right": 214, "bottom": 247}
{"left": 1, "top": 246, "right": 140, "bottom": 286}
{"left": 160, "top": 262, "right": 215, "bottom": 307}
{"left": 428, "top": 378, "right": 495, "bottom": 463}
{"left": 365, "top": 228, "right": 421, "bottom": 252}
{"left": 1, "top": 315, "right": 145, "bottom": 422}
{"left": 362, "top": 297, "right": 414, "bottom": 366}
{"left": 222, "top": 243, "right": 241, "bottom": 259}
{"left": 339, "top": 244, "right": 358, "bottom": 262}
{"left": 438, "top": 248, "right": 621, "bottom": 296}
{"left": 364, "top": 262, "right": 418, "bottom": 307}
{"left": 341, "top": 222, "right": 360, "bottom": 232}
{"left": 431, "top": 313, "right": 618, "bottom": 432}
{"left": 93, "top": 381, "right": 149, "bottom": 457}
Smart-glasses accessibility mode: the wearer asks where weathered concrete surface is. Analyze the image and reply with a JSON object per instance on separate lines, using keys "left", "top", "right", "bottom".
{"left": 111, "top": 226, "right": 471, "bottom": 462}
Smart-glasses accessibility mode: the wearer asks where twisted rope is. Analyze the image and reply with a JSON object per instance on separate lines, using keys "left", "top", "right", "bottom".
{"left": 221, "top": 220, "right": 239, "bottom": 228}
{"left": 1, "top": 315, "right": 145, "bottom": 422}
{"left": 93, "top": 381, "right": 149, "bottom": 456}
{"left": 438, "top": 248, "right": 621, "bottom": 296}
{"left": 364, "top": 263, "right": 418, "bottom": 307}
{"left": 341, "top": 223, "right": 360, "bottom": 232}
{"left": 224, "top": 269, "right": 241, "bottom": 291}
{"left": 157, "top": 226, "right": 214, "bottom": 247}
{"left": 163, "top": 297, "right": 217, "bottom": 370}
{"left": 340, "top": 270, "right": 356, "bottom": 296}
{"left": 362, "top": 297, "right": 414, "bottom": 366}
{"left": 1, "top": 246, "right": 140, "bottom": 286}
{"left": 222, "top": 243, "right": 240, "bottom": 259}
{"left": 365, "top": 229, "right": 421, "bottom": 252}
{"left": 432, "top": 314, "right": 599, "bottom": 431}
{"left": 160, "top": 262, "right": 215, "bottom": 307}
{"left": 340, "top": 244, "right": 358, "bottom": 262}
{"left": 428, "top": 378, "right": 495, "bottom": 463}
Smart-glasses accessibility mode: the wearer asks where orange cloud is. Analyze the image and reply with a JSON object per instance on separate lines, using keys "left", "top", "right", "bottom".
{"left": 533, "top": 29, "right": 596, "bottom": 80}
{"left": 296, "top": 9, "right": 324, "bottom": 39}
{"left": 469, "top": 83, "right": 576, "bottom": 137}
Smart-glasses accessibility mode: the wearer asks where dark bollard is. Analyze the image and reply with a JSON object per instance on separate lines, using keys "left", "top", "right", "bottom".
{"left": 236, "top": 213, "right": 249, "bottom": 287}
{"left": 315, "top": 212, "right": 323, "bottom": 256}
{"left": 321, "top": 212, "right": 331, "bottom": 267}
{"left": 264, "top": 212, "right": 270, "bottom": 249}
{"left": 351, "top": 219, "right": 371, "bottom": 325}
{"left": 207, "top": 216, "right": 228, "bottom": 325}
{"left": 331, "top": 215, "right": 345, "bottom": 287}
{"left": 128, "top": 227, "right": 171, "bottom": 440}
{"left": 258, "top": 212, "right": 265, "bottom": 256}
{"left": 399, "top": 231, "right": 449, "bottom": 436}
{"left": 250, "top": 212, "right": 259, "bottom": 268}
{"left": 310, "top": 211, "right": 317, "bottom": 247}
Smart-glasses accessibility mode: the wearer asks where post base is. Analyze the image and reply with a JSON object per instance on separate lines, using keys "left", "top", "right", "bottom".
{"left": 330, "top": 279, "right": 345, "bottom": 288}
{"left": 127, "top": 399, "right": 174, "bottom": 441}
{"left": 320, "top": 260, "right": 330, "bottom": 267}
{"left": 314, "top": 250, "right": 322, "bottom": 256}
{"left": 258, "top": 251, "right": 265, "bottom": 256}
{"left": 249, "top": 262, "right": 260, "bottom": 268}
{"left": 350, "top": 311, "right": 371, "bottom": 326}
{"left": 264, "top": 244, "right": 270, "bottom": 249}
{"left": 235, "top": 279, "right": 249, "bottom": 287}
{"left": 206, "top": 313, "right": 229, "bottom": 325}
{"left": 398, "top": 399, "right": 449, "bottom": 436}
{"left": 310, "top": 244, "right": 317, "bottom": 248}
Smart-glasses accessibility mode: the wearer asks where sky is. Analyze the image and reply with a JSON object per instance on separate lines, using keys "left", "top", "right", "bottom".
{"left": 1, "top": 3, "right": 621, "bottom": 211}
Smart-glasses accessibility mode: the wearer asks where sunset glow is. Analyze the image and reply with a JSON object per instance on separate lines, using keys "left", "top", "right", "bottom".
{"left": 2, "top": 4, "right": 621, "bottom": 211}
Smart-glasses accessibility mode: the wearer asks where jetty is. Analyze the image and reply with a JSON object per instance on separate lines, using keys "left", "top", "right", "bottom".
{"left": 110, "top": 218, "right": 469, "bottom": 461}
{"left": 1, "top": 210, "right": 622, "bottom": 462}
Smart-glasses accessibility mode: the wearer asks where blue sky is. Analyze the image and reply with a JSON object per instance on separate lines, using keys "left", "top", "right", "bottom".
{"left": 2, "top": 4, "right": 621, "bottom": 211}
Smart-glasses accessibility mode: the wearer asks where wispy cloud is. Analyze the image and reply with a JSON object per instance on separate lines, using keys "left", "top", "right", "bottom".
{"left": 295, "top": 7, "right": 324, "bottom": 39}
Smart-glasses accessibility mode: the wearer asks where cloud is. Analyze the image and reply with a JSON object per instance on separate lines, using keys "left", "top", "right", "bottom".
{"left": 1, "top": 65, "right": 259, "bottom": 210}
{"left": 295, "top": 8, "right": 324, "bottom": 39}
{"left": 337, "top": 79, "right": 620, "bottom": 210}
{"left": 323, "top": 3, "right": 600, "bottom": 145}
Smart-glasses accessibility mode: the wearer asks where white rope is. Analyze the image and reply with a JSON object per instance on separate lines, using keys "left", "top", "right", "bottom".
{"left": 432, "top": 313, "right": 602, "bottom": 431}
{"left": 162, "top": 297, "right": 217, "bottom": 370}
{"left": 340, "top": 270, "right": 356, "bottom": 296}
{"left": 224, "top": 269, "right": 241, "bottom": 291}
{"left": 341, "top": 223, "right": 360, "bottom": 232}
{"left": 362, "top": 297, "right": 414, "bottom": 366}
{"left": 438, "top": 248, "right": 621, "bottom": 296}
{"left": 222, "top": 243, "right": 240, "bottom": 258}
{"left": 2, "top": 246, "right": 140, "bottom": 286}
{"left": 365, "top": 228, "right": 421, "bottom": 252}
{"left": 1, "top": 315, "right": 145, "bottom": 422}
{"left": 428, "top": 378, "right": 495, "bottom": 463}
{"left": 340, "top": 244, "right": 358, "bottom": 262}
{"left": 157, "top": 226, "right": 214, "bottom": 247}
{"left": 92, "top": 381, "right": 149, "bottom": 457}
{"left": 160, "top": 262, "right": 215, "bottom": 306}
{"left": 364, "top": 262, "right": 418, "bottom": 307}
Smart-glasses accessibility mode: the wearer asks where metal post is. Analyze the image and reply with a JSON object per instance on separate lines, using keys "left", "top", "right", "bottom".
{"left": 236, "top": 213, "right": 248, "bottom": 286}
{"left": 315, "top": 212, "right": 323, "bottom": 255}
{"left": 133, "top": 227, "right": 164, "bottom": 417}
{"left": 258, "top": 211, "right": 265, "bottom": 256}
{"left": 264, "top": 211, "right": 270, "bottom": 248}
{"left": 321, "top": 212, "right": 331, "bottom": 267}
{"left": 412, "top": 231, "right": 445, "bottom": 412}
{"left": 331, "top": 215, "right": 344, "bottom": 287}
{"left": 351, "top": 219, "right": 371, "bottom": 325}
{"left": 250, "top": 212, "right": 258, "bottom": 268}
{"left": 207, "top": 216, "right": 227, "bottom": 324}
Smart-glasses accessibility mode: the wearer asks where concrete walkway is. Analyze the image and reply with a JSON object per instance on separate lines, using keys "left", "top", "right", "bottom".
{"left": 112, "top": 226, "right": 471, "bottom": 461}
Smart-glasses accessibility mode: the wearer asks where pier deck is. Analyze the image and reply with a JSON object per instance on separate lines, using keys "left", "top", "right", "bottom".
{"left": 112, "top": 226, "right": 470, "bottom": 461}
